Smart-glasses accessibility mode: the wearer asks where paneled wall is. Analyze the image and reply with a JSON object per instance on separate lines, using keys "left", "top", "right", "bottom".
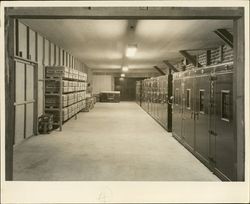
{"left": 15, "top": 19, "right": 89, "bottom": 118}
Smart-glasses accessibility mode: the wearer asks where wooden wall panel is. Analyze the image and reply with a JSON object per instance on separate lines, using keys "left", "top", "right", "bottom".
{"left": 37, "top": 33, "right": 43, "bottom": 65}
{"left": 17, "top": 21, "right": 27, "bottom": 59}
{"left": 60, "top": 49, "right": 64, "bottom": 66}
{"left": 15, "top": 62, "right": 25, "bottom": 103}
{"left": 55, "top": 45, "right": 59, "bottom": 66}
{"left": 74, "top": 59, "right": 77, "bottom": 69}
{"left": 44, "top": 39, "right": 49, "bottom": 65}
{"left": 50, "top": 43, "right": 55, "bottom": 65}
{"left": 69, "top": 54, "right": 71, "bottom": 68}
{"left": 38, "top": 81, "right": 43, "bottom": 116}
{"left": 67, "top": 52, "right": 70, "bottom": 67}
{"left": 38, "top": 65, "right": 43, "bottom": 80}
{"left": 15, "top": 105, "right": 25, "bottom": 144}
{"left": 26, "top": 64, "right": 34, "bottom": 100}
{"left": 28, "top": 28, "right": 36, "bottom": 61}
{"left": 14, "top": 62, "right": 25, "bottom": 145}
{"left": 25, "top": 103, "right": 34, "bottom": 138}
{"left": 72, "top": 56, "right": 74, "bottom": 69}
{"left": 64, "top": 51, "right": 67, "bottom": 66}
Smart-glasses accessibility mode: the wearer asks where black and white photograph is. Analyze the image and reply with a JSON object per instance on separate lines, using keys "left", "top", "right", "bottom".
{"left": 1, "top": 1, "right": 249, "bottom": 203}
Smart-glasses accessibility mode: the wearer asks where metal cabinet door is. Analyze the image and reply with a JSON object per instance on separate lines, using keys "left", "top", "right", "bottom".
{"left": 149, "top": 81, "right": 152, "bottom": 115}
{"left": 194, "top": 75, "right": 210, "bottom": 163}
{"left": 153, "top": 80, "right": 157, "bottom": 118}
{"left": 167, "top": 74, "right": 173, "bottom": 132}
{"left": 146, "top": 83, "right": 149, "bottom": 111}
{"left": 156, "top": 79, "right": 160, "bottom": 121}
{"left": 148, "top": 81, "right": 152, "bottom": 115}
{"left": 158, "top": 78, "right": 163, "bottom": 125}
{"left": 159, "top": 79, "right": 163, "bottom": 122}
{"left": 172, "top": 77, "right": 182, "bottom": 140}
{"left": 182, "top": 77, "right": 195, "bottom": 150}
{"left": 143, "top": 83, "right": 145, "bottom": 109}
{"left": 162, "top": 77, "right": 168, "bottom": 129}
{"left": 212, "top": 72, "right": 236, "bottom": 180}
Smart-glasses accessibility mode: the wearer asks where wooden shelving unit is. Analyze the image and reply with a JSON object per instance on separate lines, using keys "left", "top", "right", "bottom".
{"left": 45, "top": 66, "right": 87, "bottom": 131}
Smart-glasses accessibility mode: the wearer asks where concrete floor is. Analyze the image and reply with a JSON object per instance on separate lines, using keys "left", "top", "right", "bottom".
{"left": 13, "top": 102, "right": 220, "bottom": 181}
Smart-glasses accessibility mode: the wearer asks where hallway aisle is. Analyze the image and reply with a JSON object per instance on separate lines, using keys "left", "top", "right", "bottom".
{"left": 13, "top": 102, "right": 220, "bottom": 181}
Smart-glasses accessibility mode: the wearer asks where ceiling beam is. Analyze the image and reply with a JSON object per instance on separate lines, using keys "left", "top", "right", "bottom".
{"left": 153, "top": 66, "right": 166, "bottom": 75}
{"left": 214, "top": 28, "right": 234, "bottom": 48}
{"left": 163, "top": 60, "right": 179, "bottom": 72}
{"left": 6, "top": 7, "right": 243, "bottom": 19}
{"left": 179, "top": 50, "right": 202, "bottom": 67}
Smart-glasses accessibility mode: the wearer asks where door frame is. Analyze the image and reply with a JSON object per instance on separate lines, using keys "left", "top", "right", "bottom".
{"left": 13, "top": 58, "right": 38, "bottom": 146}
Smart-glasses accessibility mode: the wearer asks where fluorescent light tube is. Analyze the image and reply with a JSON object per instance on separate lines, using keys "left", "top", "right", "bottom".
{"left": 121, "top": 73, "right": 125, "bottom": 77}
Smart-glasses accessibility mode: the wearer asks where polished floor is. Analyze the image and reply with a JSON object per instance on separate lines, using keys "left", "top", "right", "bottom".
{"left": 13, "top": 102, "right": 220, "bottom": 181}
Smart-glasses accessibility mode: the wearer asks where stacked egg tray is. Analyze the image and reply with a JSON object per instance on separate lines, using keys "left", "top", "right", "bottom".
{"left": 222, "top": 45, "right": 233, "bottom": 62}
{"left": 198, "top": 52, "right": 207, "bottom": 67}
{"left": 210, "top": 47, "right": 221, "bottom": 65}
{"left": 175, "top": 45, "right": 234, "bottom": 70}
{"left": 62, "top": 81, "right": 87, "bottom": 93}
{"left": 46, "top": 98, "right": 86, "bottom": 122}
{"left": 62, "top": 100, "right": 86, "bottom": 121}
{"left": 45, "top": 91, "right": 86, "bottom": 108}
{"left": 45, "top": 66, "right": 88, "bottom": 125}
{"left": 45, "top": 66, "right": 87, "bottom": 81}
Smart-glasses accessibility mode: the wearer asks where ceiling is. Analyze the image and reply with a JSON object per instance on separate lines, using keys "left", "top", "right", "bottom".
{"left": 21, "top": 19, "right": 233, "bottom": 70}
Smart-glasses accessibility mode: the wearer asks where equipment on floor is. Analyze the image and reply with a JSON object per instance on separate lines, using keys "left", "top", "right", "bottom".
{"left": 99, "top": 91, "right": 120, "bottom": 102}
{"left": 38, "top": 114, "right": 54, "bottom": 134}
{"left": 82, "top": 95, "right": 96, "bottom": 112}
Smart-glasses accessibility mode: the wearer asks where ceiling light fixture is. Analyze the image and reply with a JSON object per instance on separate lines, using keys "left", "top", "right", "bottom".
{"left": 121, "top": 73, "right": 125, "bottom": 77}
{"left": 126, "top": 44, "right": 137, "bottom": 57}
{"left": 122, "top": 66, "right": 129, "bottom": 72}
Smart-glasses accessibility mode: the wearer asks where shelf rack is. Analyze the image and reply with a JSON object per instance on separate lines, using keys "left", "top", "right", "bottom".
{"left": 44, "top": 66, "right": 87, "bottom": 131}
